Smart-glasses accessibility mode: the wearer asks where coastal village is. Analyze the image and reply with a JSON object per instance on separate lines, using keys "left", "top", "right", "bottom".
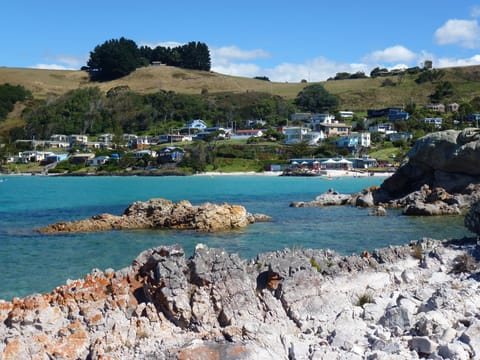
{"left": 4, "top": 102, "right": 479, "bottom": 176}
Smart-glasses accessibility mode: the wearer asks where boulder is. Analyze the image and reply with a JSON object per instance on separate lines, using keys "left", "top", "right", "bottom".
{"left": 290, "top": 188, "right": 352, "bottom": 207}
{"left": 465, "top": 201, "right": 480, "bottom": 235}
{"left": 37, "top": 198, "right": 271, "bottom": 234}
{"left": 376, "top": 128, "right": 480, "bottom": 200}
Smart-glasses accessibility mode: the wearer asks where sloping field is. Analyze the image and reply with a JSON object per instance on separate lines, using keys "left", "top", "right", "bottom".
{"left": 1, "top": 64, "right": 480, "bottom": 109}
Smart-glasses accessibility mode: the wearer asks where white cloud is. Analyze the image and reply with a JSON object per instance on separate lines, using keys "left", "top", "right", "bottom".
{"left": 31, "top": 54, "right": 88, "bottom": 70}
{"left": 435, "top": 19, "right": 480, "bottom": 48}
{"left": 363, "top": 45, "right": 417, "bottom": 63}
{"left": 211, "top": 46, "right": 270, "bottom": 61}
{"left": 262, "top": 57, "right": 368, "bottom": 82}
{"left": 31, "top": 63, "right": 77, "bottom": 70}
{"left": 211, "top": 62, "right": 262, "bottom": 78}
{"left": 140, "top": 41, "right": 184, "bottom": 49}
{"left": 471, "top": 5, "right": 480, "bottom": 18}
{"left": 436, "top": 54, "right": 480, "bottom": 68}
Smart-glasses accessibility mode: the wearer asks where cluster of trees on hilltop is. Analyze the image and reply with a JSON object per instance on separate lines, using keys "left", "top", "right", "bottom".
{"left": 86, "top": 37, "right": 211, "bottom": 81}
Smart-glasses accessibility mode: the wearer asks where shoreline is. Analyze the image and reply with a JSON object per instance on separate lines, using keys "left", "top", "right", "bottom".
{"left": 194, "top": 169, "right": 394, "bottom": 178}
{"left": 0, "top": 169, "right": 394, "bottom": 178}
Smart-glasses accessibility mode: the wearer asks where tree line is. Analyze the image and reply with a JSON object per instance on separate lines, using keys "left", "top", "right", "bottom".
{"left": 86, "top": 37, "right": 211, "bottom": 81}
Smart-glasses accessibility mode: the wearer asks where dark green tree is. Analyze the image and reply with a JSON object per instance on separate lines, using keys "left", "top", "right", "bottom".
{"left": 87, "top": 37, "right": 142, "bottom": 81}
{"left": 370, "top": 67, "right": 388, "bottom": 78}
{"left": 294, "top": 84, "right": 339, "bottom": 113}
{"left": 178, "top": 42, "right": 211, "bottom": 71}
{"left": 0, "top": 83, "right": 32, "bottom": 120}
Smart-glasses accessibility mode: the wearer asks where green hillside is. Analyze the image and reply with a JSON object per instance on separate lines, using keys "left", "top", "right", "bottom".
{"left": 1, "top": 64, "right": 480, "bottom": 111}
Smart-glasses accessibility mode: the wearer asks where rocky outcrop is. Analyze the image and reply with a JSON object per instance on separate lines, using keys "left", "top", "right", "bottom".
{"left": 290, "top": 188, "right": 353, "bottom": 207}
{"left": 291, "top": 128, "right": 480, "bottom": 216}
{"left": 376, "top": 128, "right": 480, "bottom": 201}
{"left": 1, "top": 238, "right": 480, "bottom": 359}
{"left": 37, "top": 198, "right": 271, "bottom": 233}
{"left": 465, "top": 201, "right": 480, "bottom": 235}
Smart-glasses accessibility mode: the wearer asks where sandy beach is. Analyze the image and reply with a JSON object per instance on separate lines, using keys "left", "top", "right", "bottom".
{"left": 193, "top": 170, "right": 394, "bottom": 177}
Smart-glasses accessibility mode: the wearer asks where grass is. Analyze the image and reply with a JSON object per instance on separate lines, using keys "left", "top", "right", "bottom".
{"left": 3, "top": 64, "right": 480, "bottom": 108}
{"left": 310, "top": 257, "right": 322, "bottom": 273}
{"left": 355, "top": 292, "right": 374, "bottom": 307}
{"left": 368, "top": 146, "right": 405, "bottom": 162}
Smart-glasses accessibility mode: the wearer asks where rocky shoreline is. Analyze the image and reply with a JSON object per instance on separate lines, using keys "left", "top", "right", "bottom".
{"left": 1, "top": 236, "right": 480, "bottom": 359}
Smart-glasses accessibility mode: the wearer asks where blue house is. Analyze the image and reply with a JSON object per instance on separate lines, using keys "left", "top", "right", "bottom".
{"left": 388, "top": 108, "right": 409, "bottom": 121}
{"left": 158, "top": 147, "right": 184, "bottom": 163}
{"left": 367, "top": 107, "right": 409, "bottom": 121}
{"left": 184, "top": 119, "right": 207, "bottom": 131}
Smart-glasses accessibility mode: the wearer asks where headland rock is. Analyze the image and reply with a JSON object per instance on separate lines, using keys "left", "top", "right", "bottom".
{"left": 292, "top": 128, "right": 480, "bottom": 216}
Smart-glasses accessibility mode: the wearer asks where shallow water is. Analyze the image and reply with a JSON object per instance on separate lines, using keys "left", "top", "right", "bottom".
{"left": 0, "top": 175, "right": 470, "bottom": 300}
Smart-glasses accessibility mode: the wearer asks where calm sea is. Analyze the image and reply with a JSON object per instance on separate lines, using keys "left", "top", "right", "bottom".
{"left": 0, "top": 175, "right": 470, "bottom": 300}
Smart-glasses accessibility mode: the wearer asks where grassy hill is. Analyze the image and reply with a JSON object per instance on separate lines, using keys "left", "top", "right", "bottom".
{"left": 1, "top": 64, "right": 480, "bottom": 111}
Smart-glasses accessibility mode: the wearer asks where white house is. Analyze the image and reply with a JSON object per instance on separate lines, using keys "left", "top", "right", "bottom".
{"left": 184, "top": 119, "right": 208, "bottom": 130}
{"left": 368, "top": 123, "right": 396, "bottom": 135}
{"left": 424, "top": 117, "right": 443, "bottom": 128}
{"left": 337, "top": 132, "right": 371, "bottom": 148}
{"left": 134, "top": 149, "right": 157, "bottom": 158}
{"left": 68, "top": 134, "right": 88, "bottom": 146}
{"left": 283, "top": 127, "right": 310, "bottom": 145}
{"left": 87, "top": 156, "right": 110, "bottom": 166}
{"left": 338, "top": 111, "right": 354, "bottom": 118}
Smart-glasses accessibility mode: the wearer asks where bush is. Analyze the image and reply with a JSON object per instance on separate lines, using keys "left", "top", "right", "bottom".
{"left": 451, "top": 253, "right": 477, "bottom": 274}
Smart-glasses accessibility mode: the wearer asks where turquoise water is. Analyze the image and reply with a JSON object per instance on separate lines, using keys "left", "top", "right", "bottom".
{"left": 0, "top": 175, "right": 471, "bottom": 300}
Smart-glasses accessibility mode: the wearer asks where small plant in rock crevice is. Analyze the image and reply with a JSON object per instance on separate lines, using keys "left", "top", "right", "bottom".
{"left": 310, "top": 257, "right": 322, "bottom": 273}
{"left": 411, "top": 244, "right": 424, "bottom": 260}
{"left": 355, "top": 292, "right": 374, "bottom": 307}
{"left": 451, "top": 253, "right": 477, "bottom": 274}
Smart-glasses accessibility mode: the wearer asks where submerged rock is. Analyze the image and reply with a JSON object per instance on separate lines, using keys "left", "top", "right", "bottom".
{"left": 37, "top": 198, "right": 271, "bottom": 233}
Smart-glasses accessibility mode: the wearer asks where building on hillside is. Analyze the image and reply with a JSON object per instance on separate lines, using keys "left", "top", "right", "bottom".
{"left": 158, "top": 147, "right": 184, "bottom": 163}
{"left": 70, "top": 153, "right": 95, "bottom": 165}
{"left": 338, "top": 111, "right": 354, "bottom": 118}
{"left": 424, "top": 117, "right": 443, "bottom": 128}
{"left": 233, "top": 129, "right": 264, "bottom": 138}
{"left": 290, "top": 113, "right": 312, "bottom": 122}
{"left": 336, "top": 132, "right": 371, "bottom": 148}
{"left": 87, "top": 156, "right": 110, "bottom": 166}
{"left": 368, "top": 123, "right": 395, "bottom": 135}
{"left": 184, "top": 119, "right": 208, "bottom": 131}
{"left": 447, "top": 103, "right": 459, "bottom": 112}
{"left": 68, "top": 135, "right": 88, "bottom": 146}
{"left": 388, "top": 132, "right": 413, "bottom": 142}
{"left": 317, "top": 122, "right": 351, "bottom": 137}
{"left": 134, "top": 149, "right": 157, "bottom": 158}
{"left": 424, "top": 104, "right": 445, "bottom": 112}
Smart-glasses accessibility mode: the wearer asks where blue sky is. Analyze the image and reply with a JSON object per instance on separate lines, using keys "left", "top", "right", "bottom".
{"left": 3, "top": 0, "right": 480, "bottom": 82}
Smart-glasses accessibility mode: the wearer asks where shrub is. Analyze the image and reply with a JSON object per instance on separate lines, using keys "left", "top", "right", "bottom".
{"left": 452, "top": 253, "right": 477, "bottom": 274}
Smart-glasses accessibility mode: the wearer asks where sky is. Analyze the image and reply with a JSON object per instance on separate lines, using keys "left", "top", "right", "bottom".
{"left": 3, "top": 0, "right": 480, "bottom": 82}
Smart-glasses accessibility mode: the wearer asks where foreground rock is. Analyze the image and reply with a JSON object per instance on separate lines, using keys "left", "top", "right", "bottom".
{"left": 1, "top": 238, "right": 480, "bottom": 359}
{"left": 37, "top": 198, "right": 271, "bottom": 233}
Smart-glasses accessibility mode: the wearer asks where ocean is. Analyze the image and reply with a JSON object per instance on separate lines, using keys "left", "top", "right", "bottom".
{"left": 0, "top": 175, "right": 471, "bottom": 300}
